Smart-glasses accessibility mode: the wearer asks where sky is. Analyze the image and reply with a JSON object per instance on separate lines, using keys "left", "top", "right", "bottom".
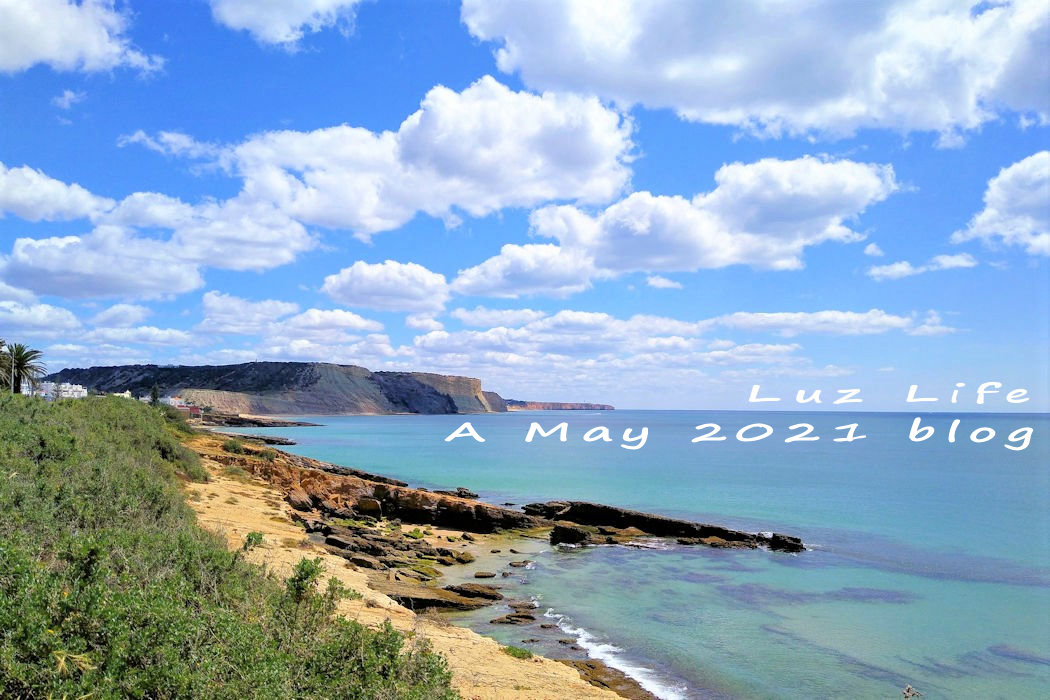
{"left": 0, "top": 0, "right": 1048, "bottom": 411}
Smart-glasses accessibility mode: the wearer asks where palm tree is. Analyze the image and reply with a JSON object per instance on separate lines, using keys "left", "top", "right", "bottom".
{"left": 1, "top": 343, "right": 46, "bottom": 394}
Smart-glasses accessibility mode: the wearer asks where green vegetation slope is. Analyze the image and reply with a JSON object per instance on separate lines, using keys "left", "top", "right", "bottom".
{"left": 0, "top": 394, "right": 458, "bottom": 699}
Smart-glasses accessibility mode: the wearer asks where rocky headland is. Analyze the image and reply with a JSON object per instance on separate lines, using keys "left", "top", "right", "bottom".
{"left": 507, "top": 400, "right": 615, "bottom": 411}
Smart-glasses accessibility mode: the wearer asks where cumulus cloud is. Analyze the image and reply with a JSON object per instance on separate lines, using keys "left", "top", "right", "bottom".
{"left": 864, "top": 242, "right": 884, "bottom": 257}
{"left": 463, "top": 0, "right": 1049, "bottom": 141}
{"left": 208, "top": 0, "right": 363, "bottom": 46}
{"left": 0, "top": 172, "right": 314, "bottom": 299}
{"left": 2, "top": 227, "right": 204, "bottom": 299}
{"left": 951, "top": 151, "right": 1049, "bottom": 256}
{"left": 84, "top": 325, "right": 194, "bottom": 346}
{"left": 646, "top": 275, "right": 682, "bottom": 289}
{"left": 450, "top": 306, "right": 548, "bottom": 327}
{"left": 867, "top": 252, "right": 977, "bottom": 281}
{"left": 322, "top": 260, "right": 450, "bottom": 313}
{"left": 0, "top": 0, "right": 162, "bottom": 74}
{"left": 453, "top": 156, "right": 896, "bottom": 297}
{"left": 197, "top": 291, "right": 300, "bottom": 334}
{"left": 451, "top": 243, "right": 596, "bottom": 298}
{"left": 90, "top": 303, "right": 151, "bottom": 327}
{"left": 405, "top": 314, "right": 444, "bottom": 331}
{"left": 0, "top": 162, "right": 114, "bottom": 221}
{"left": 0, "top": 300, "right": 81, "bottom": 337}
{"left": 130, "top": 76, "right": 632, "bottom": 239}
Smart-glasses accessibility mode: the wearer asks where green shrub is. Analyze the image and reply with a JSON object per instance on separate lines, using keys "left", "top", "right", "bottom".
{"left": 0, "top": 394, "right": 459, "bottom": 698}
{"left": 222, "top": 438, "right": 247, "bottom": 454}
{"left": 501, "top": 645, "right": 533, "bottom": 660}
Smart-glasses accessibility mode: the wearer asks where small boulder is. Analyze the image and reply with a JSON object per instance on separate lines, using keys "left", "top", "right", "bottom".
{"left": 474, "top": 571, "right": 497, "bottom": 579}
{"left": 490, "top": 613, "right": 536, "bottom": 625}
{"left": 551, "top": 524, "right": 591, "bottom": 545}
{"left": 443, "top": 583, "right": 504, "bottom": 600}
{"left": 455, "top": 551, "right": 476, "bottom": 564}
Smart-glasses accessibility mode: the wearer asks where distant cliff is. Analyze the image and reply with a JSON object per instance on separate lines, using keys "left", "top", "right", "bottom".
{"left": 506, "top": 400, "right": 614, "bottom": 411}
{"left": 46, "top": 362, "right": 508, "bottom": 416}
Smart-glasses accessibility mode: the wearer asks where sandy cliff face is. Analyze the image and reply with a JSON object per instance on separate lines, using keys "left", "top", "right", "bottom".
{"left": 47, "top": 362, "right": 506, "bottom": 415}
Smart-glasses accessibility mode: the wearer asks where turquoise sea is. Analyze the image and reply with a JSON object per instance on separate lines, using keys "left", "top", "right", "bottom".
{"left": 230, "top": 410, "right": 1050, "bottom": 699}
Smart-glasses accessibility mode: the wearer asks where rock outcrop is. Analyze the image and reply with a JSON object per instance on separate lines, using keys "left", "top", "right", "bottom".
{"left": 213, "top": 448, "right": 540, "bottom": 534}
{"left": 526, "top": 501, "right": 804, "bottom": 552}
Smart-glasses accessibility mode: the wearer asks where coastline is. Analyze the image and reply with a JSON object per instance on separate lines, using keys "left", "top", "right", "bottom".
{"left": 184, "top": 431, "right": 654, "bottom": 699}
{"left": 199, "top": 420, "right": 804, "bottom": 698}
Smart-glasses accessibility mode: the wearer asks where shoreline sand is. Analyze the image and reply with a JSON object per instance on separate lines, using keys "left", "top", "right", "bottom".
{"left": 184, "top": 431, "right": 654, "bottom": 699}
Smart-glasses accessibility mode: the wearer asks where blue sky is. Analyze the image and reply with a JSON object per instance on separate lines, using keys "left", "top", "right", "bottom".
{"left": 1, "top": 0, "right": 1047, "bottom": 410}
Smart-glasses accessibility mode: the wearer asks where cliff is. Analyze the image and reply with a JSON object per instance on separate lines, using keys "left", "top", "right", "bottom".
{"left": 46, "top": 362, "right": 507, "bottom": 416}
{"left": 506, "top": 400, "right": 614, "bottom": 411}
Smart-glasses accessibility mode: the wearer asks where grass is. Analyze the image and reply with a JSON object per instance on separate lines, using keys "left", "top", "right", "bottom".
{"left": 0, "top": 395, "right": 458, "bottom": 699}
{"left": 501, "top": 645, "right": 533, "bottom": 660}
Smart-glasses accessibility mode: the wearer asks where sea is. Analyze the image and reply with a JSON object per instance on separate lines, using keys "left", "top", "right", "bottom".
{"left": 228, "top": 410, "right": 1050, "bottom": 699}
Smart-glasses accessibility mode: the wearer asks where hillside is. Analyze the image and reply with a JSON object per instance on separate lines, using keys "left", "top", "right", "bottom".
{"left": 47, "top": 362, "right": 508, "bottom": 415}
{"left": 0, "top": 395, "right": 456, "bottom": 698}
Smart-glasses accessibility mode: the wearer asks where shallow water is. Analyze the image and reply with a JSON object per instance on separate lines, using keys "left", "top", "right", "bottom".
{"left": 229, "top": 410, "right": 1050, "bottom": 698}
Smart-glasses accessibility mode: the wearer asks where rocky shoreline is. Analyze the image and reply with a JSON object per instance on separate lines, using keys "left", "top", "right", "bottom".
{"left": 188, "top": 431, "right": 804, "bottom": 697}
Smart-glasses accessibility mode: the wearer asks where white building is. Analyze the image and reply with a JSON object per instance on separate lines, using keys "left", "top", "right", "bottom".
{"left": 110, "top": 390, "right": 133, "bottom": 399}
{"left": 34, "top": 382, "right": 88, "bottom": 400}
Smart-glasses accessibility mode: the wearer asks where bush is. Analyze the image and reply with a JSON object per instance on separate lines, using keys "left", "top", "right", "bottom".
{"left": 222, "top": 438, "right": 247, "bottom": 454}
{"left": 501, "top": 645, "right": 533, "bottom": 660}
{"left": 0, "top": 395, "right": 459, "bottom": 698}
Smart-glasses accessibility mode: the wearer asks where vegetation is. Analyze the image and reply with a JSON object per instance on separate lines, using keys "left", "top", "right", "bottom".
{"left": 501, "top": 645, "right": 533, "bottom": 660}
{"left": 0, "top": 341, "right": 46, "bottom": 394}
{"left": 222, "top": 437, "right": 248, "bottom": 454}
{"left": 0, "top": 395, "right": 458, "bottom": 698}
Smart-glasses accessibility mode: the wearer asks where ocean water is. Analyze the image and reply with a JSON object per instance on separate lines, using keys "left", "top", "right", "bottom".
{"left": 229, "top": 410, "right": 1050, "bottom": 698}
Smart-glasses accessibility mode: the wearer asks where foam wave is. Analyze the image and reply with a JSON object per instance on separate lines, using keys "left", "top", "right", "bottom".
{"left": 543, "top": 609, "right": 689, "bottom": 700}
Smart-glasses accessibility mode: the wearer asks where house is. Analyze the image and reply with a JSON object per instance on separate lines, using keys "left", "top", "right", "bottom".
{"left": 175, "top": 405, "right": 202, "bottom": 420}
{"left": 34, "top": 382, "right": 88, "bottom": 400}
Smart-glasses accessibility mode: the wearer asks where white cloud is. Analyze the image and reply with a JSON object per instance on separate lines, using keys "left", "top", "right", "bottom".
{"left": 707, "top": 309, "right": 916, "bottom": 337}
{"left": 867, "top": 252, "right": 977, "bottom": 280}
{"left": 322, "top": 260, "right": 450, "bottom": 312}
{"left": 0, "top": 162, "right": 114, "bottom": 221}
{"left": 117, "top": 130, "right": 221, "bottom": 160}
{"left": 90, "top": 303, "right": 151, "bottom": 327}
{"left": 405, "top": 314, "right": 444, "bottom": 331}
{"left": 281, "top": 308, "right": 383, "bottom": 335}
{"left": 0, "top": 171, "right": 314, "bottom": 300}
{"left": 208, "top": 0, "right": 363, "bottom": 46}
{"left": 864, "top": 242, "right": 884, "bottom": 257}
{"left": 951, "top": 151, "right": 1049, "bottom": 256}
{"left": 450, "top": 306, "right": 548, "bottom": 327}
{"left": 84, "top": 325, "right": 194, "bottom": 346}
{"left": 138, "top": 76, "right": 632, "bottom": 239}
{"left": 646, "top": 275, "right": 682, "bottom": 289}
{"left": 0, "top": 280, "right": 36, "bottom": 304}
{"left": 463, "top": 0, "right": 1049, "bottom": 141}
{"left": 908, "top": 310, "right": 957, "bottom": 336}
{"left": 451, "top": 243, "right": 596, "bottom": 298}
{"left": 46, "top": 342, "right": 150, "bottom": 368}
{"left": 2, "top": 227, "right": 204, "bottom": 299}
{"left": 197, "top": 291, "right": 299, "bottom": 334}
{"left": 453, "top": 156, "right": 896, "bottom": 297}
{"left": 0, "top": 300, "right": 81, "bottom": 337}
{"left": 0, "top": 0, "right": 162, "bottom": 74}
{"left": 52, "top": 89, "right": 85, "bottom": 110}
